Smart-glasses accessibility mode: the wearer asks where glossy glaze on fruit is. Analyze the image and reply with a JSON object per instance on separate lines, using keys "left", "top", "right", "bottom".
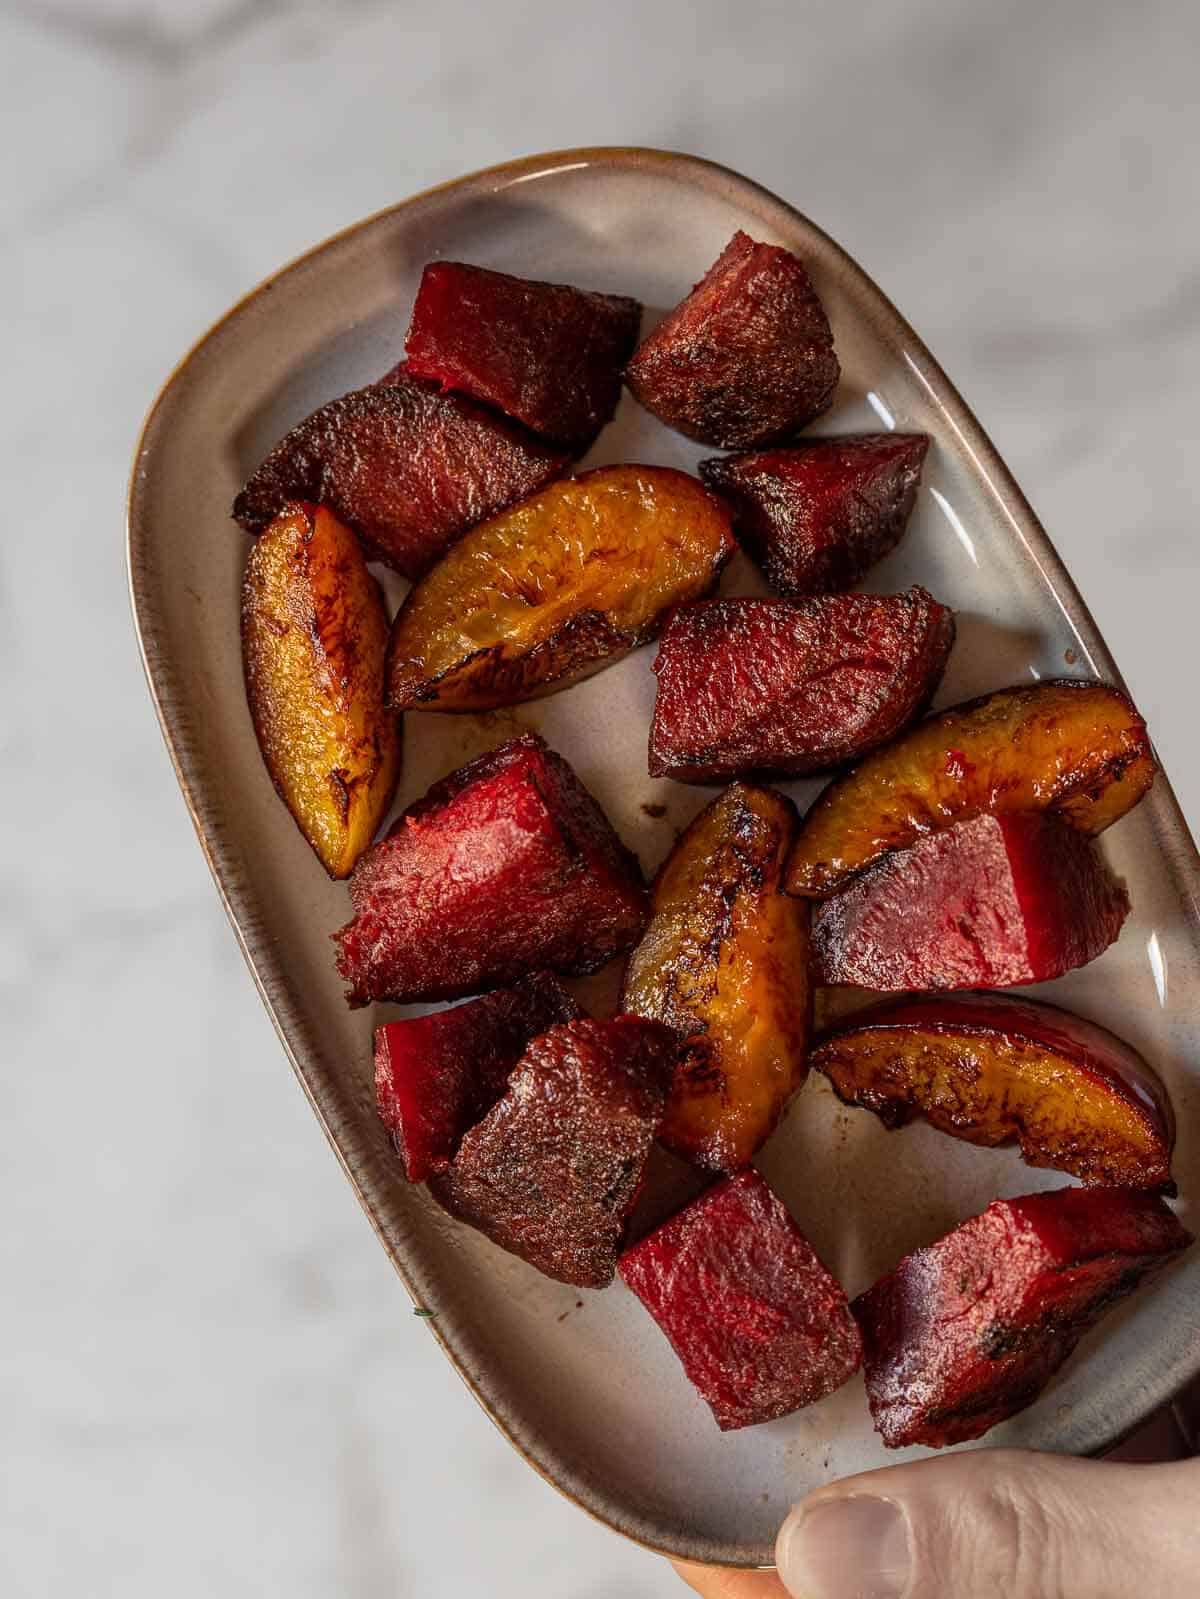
{"left": 648, "top": 588, "right": 954, "bottom": 783}
{"left": 620, "top": 1170, "right": 862, "bottom": 1430}
{"left": 404, "top": 260, "right": 641, "bottom": 447}
{"left": 232, "top": 369, "right": 569, "bottom": 578}
{"left": 624, "top": 231, "right": 839, "bottom": 448}
{"left": 386, "top": 465, "right": 736, "bottom": 711}
{"left": 787, "top": 680, "right": 1157, "bottom": 897}
{"left": 241, "top": 503, "right": 400, "bottom": 877}
{"left": 854, "top": 1187, "right": 1191, "bottom": 1448}
{"left": 430, "top": 1017, "right": 676, "bottom": 1287}
{"left": 700, "top": 434, "right": 928, "bottom": 597}
{"left": 813, "top": 812, "right": 1129, "bottom": 990}
{"left": 335, "top": 734, "right": 647, "bottom": 1005}
{"left": 813, "top": 993, "right": 1175, "bottom": 1190}
{"left": 621, "top": 784, "right": 810, "bottom": 1170}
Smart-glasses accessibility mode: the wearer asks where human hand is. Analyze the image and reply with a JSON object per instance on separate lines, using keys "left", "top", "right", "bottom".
{"left": 672, "top": 1395, "right": 1199, "bottom": 1598}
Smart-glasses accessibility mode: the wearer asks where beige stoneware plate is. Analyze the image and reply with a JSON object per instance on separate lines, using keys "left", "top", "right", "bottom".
{"left": 128, "top": 148, "right": 1200, "bottom": 1568}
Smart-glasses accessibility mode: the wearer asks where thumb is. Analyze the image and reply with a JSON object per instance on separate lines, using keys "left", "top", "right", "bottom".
{"left": 774, "top": 1450, "right": 1200, "bottom": 1599}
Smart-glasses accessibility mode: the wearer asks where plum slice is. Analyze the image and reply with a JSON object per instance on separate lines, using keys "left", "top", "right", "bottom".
{"left": 334, "top": 733, "right": 647, "bottom": 1006}
{"left": 621, "top": 784, "right": 811, "bottom": 1171}
{"left": 619, "top": 1169, "right": 862, "bottom": 1430}
{"left": 403, "top": 260, "right": 642, "bottom": 448}
{"left": 813, "top": 812, "right": 1129, "bottom": 991}
{"left": 386, "top": 465, "right": 735, "bottom": 712}
{"left": 812, "top": 993, "right": 1175, "bottom": 1190}
{"left": 700, "top": 435, "right": 929, "bottom": 598}
{"left": 430, "top": 1017, "right": 676, "bottom": 1287}
{"left": 786, "top": 680, "right": 1156, "bottom": 897}
{"left": 374, "top": 973, "right": 583, "bottom": 1182}
{"left": 854, "top": 1186, "right": 1191, "bottom": 1448}
{"left": 232, "top": 369, "right": 570, "bottom": 579}
{"left": 624, "top": 230, "right": 839, "bottom": 449}
{"left": 648, "top": 588, "right": 954, "bottom": 783}
{"left": 241, "top": 503, "right": 400, "bottom": 878}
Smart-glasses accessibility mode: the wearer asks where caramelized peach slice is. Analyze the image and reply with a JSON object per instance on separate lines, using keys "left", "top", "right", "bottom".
{"left": 622, "top": 783, "right": 811, "bottom": 1170}
{"left": 786, "top": 680, "right": 1155, "bottom": 897}
{"left": 386, "top": 466, "right": 735, "bottom": 711}
{"left": 812, "top": 993, "right": 1175, "bottom": 1189}
{"left": 242, "top": 503, "right": 400, "bottom": 878}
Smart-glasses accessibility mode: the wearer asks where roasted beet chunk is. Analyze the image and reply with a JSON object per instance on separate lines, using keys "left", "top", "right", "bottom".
{"left": 374, "top": 973, "right": 583, "bottom": 1182}
{"left": 232, "top": 369, "right": 569, "bottom": 579}
{"left": 335, "top": 734, "right": 647, "bottom": 1006}
{"left": 430, "top": 1017, "right": 676, "bottom": 1287}
{"left": 625, "top": 231, "right": 839, "bottom": 449}
{"left": 620, "top": 1170, "right": 862, "bottom": 1430}
{"left": 404, "top": 261, "right": 642, "bottom": 448}
{"left": 854, "top": 1187, "right": 1191, "bottom": 1449}
{"left": 813, "top": 812, "right": 1129, "bottom": 991}
{"left": 649, "top": 588, "right": 954, "bottom": 782}
{"left": 701, "top": 434, "right": 929, "bottom": 597}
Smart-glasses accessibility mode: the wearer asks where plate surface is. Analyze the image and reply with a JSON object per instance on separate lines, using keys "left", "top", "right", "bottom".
{"left": 128, "top": 148, "right": 1200, "bottom": 1568}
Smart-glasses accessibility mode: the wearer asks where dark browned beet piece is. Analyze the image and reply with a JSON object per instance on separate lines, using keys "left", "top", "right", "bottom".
{"left": 232, "top": 369, "right": 570, "bottom": 579}
{"left": 813, "top": 812, "right": 1129, "bottom": 990}
{"left": 374, "top": 973, "right": 583, "bottom": 1182}
{"left": 854, "top": 1187, "right": 1191, "bottom": 1448}
{"left": 700, "top": 434, "right": 929, "bottom": 597}
{"left": 624, "top": 231, "right": 839, "bottom": 449}
{"left": 649, "top": 588, "right": 954, "bottom": 782}
{"left": 403, "top": 261, "right": 642, "bottom": 448}
{"left": 430, "top": 1017, "right": 676, "bottom": 1287}
{"left": 620, "top": 1170, "right": 862, "bottom": 1430}
{"left": 334, "top": 734, "right": 647, "bottom": 1006}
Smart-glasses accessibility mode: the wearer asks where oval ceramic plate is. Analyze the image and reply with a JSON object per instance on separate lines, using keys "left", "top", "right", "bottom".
{"left": 128, "top": 148, "right": 1200, "bottom": 1568}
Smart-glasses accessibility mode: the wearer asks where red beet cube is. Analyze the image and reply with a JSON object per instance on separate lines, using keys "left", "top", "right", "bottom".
{"left": 404, "top": 261, "right": 642, "bottom": 448}
{"left": 619, "top": 1170, "right": 862, "bottom": 1430}
{"left": 430, "top": 1017, "right": 676, "bottom": 1287}
{"left": 701, "top": 434, "right": 929, "bottom": 597}
{"left": 649, "top": 588, "right": 954, "bottom": 782}
{"left": 813, "top": 812, "right": 1129, "bottom": 990}
{"left": 232, "top": 368, "right": 569, "bottom": 579}
{"left": 335, "top": 734, "right": 648, "bottom": 1006}
{"left": 374, "top": 973, "right": 583, "bottom": 1182}
{"left": 625, "top": 231, "right": 839, "bottom": 449}
{"left": 854, "top": 1187, "right": 1191, "bottom": 1449}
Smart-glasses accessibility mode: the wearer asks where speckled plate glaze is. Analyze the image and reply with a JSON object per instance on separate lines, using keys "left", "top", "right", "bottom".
{"left": 128, "top": 149, "right": 1200, "bottom": 1569}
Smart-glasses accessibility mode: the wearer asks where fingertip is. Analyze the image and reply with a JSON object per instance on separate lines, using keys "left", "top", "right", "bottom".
{"left": 775, "top": 1495, "right": 911, "bottom": 1598}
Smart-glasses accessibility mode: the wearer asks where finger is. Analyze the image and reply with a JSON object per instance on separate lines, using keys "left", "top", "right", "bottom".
{"left": 774, "top": 1450, "right": 1200, "bottom": 1598}
{"left": 671, "top": 1557, "right": 791, "bottom": 1598}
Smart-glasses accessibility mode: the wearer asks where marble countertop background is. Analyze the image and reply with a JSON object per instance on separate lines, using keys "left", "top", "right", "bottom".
{"left": 5, "top": 1, "right": 1199, "bottom": 1594}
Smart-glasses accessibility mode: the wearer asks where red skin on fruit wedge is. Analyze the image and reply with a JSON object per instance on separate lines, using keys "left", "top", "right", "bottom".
{"left": 854, "top": 1187, "right": 1191, "bottom": 1448}
{"left": 374, "top": 973, "right": 583, "bottom": 1182}
{"left": 812, "top": 993, "right": 1175, "bottom": 1190}
{"left": 335, "top": 734, "right": 647, "bottom": 1006}
{"left": 625, "top": 231, "right": 839, "bottom": 449}
{"left": 404, "top": 261, "right": 642, "bottom": 448}
{"left": 430, "top": 1017, "right": 676, "bottom": 1288}
{"left": 620, "top": 1170, "right": 862, "bottom": 1430}
{"left": 700, "top": 434, "right": 929, "bottom": 598}
{"left": 232, "top": 368, "right": 569, "bottom": 579}
{"left": 648, "top": 588, "right": 954, "bottom": 782}
{"left": 813, "top": 812, "right": 1129, "bottom": 990}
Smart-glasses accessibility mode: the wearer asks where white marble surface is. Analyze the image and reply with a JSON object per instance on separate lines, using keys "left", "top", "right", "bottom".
{"left": 4, "top": 2, "right": 1199, "bottom": 1595}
